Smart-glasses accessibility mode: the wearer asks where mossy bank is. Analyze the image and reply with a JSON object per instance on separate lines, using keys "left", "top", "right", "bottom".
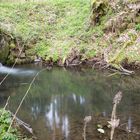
{"left": 0, "top": 0, "right": 140, "bottom": 69}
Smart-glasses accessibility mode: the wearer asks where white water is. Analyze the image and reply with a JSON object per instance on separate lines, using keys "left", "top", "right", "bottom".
{"left": 0, "top": 65, "right": 36, "bottom": 76}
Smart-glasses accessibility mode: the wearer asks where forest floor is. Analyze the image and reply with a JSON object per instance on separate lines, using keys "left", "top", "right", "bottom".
{"left": 0, "top": 0, "right": 140, "bottom": 70}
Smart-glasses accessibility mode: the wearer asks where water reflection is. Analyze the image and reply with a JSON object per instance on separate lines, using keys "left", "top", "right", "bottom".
{"left": 127, "top": 116, "right": 132, "bottom": 132}
{"left": 45, "top": 102, "right": 69, "bottom": 139}
{"left": 0, "top": 67, "right": 140, "bottom": 139}
{"left": 43, "top": 94, "right": 86, "bottom": 139}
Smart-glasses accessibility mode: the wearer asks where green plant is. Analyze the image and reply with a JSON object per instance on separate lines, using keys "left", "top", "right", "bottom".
{"left": 1, "top": 132, "right": 18, "bottom": 140}
{"left": 0, "top": 109, "right": 18, "bottom": 140}
{"left": 135, "top": 24, "right": 140, "bottom": 31}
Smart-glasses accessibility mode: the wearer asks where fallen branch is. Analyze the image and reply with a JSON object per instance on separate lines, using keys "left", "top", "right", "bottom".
{"left": 108, "top": 66, "right": 134, "bottom": 76}
{"left": 3, "top": 96, "right": 10, "bottom": 112}
{"left": 119, "top": 65, "right": 134, "bottom": 74}
{"left": 10, "top": 111, "right": 33, "bottom": 134}
{"left": 67, "top": 62, "right": 82, "bottom": 66}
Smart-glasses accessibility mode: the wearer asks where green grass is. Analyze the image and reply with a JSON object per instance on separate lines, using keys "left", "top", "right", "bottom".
{"left": 0, "top": 0, "right": 139, "bottom": 66}
{"left": 0, "top": 0, "right": 98, "bottom": 62}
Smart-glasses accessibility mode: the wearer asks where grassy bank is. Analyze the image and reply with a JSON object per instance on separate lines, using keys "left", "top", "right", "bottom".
{"left": 0, "top": 0, "right": 140, "bottom": 68}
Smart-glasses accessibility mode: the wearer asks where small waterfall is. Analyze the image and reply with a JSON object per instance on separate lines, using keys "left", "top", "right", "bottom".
{"left": 0, "top": 64, "right": 36, "bottom": 76}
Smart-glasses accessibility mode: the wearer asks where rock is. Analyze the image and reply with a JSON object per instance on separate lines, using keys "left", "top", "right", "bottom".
{"left": 0, "top": 31, "right": 10, "bottom": 63}
{"left": 97, "top": 128, "right": 105, "bottom": 134}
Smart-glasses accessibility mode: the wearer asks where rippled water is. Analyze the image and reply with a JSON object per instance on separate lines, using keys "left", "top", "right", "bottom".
{"left": 0, "top": 65, "right": 140, "bottom": 140}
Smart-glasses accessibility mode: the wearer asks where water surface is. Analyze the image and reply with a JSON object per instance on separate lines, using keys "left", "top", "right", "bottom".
{"left": 0, "top": 65, "right": 140, "bottom": 140}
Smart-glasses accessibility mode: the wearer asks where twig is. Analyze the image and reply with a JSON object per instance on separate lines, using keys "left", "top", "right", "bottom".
{"left": 3, "top": 96, "right": 10, "bottom": 110}
{"left": 107, "top": 72, "right": 119, "bottom": 77}
{"left": 1, "top": 96, "right": 10, "bottom": 116}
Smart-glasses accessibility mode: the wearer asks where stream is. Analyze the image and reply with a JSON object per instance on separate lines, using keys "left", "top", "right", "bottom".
{"left": 0, "top": 64, "right": 140, "bottom": 140}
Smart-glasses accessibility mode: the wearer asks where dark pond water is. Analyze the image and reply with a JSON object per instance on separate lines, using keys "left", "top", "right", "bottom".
{"left": 0, "top": 64, "right": 140, "bottom": 140}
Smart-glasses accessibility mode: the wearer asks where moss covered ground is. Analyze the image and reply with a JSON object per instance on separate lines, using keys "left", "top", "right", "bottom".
{"left": 0, "top": 0, "right": 140, "bottom": 68}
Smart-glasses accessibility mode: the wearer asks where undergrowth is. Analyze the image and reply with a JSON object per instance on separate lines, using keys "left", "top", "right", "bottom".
{"left": 0, "top": 109, "right": 30, "bottom": 140}
{"left": 0, "top": 109, "right": 17, "bottom": 140}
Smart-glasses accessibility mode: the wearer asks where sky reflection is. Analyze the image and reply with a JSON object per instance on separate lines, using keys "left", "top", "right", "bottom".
{"left": 32, "top": 94, "right": 86, "bottom": 139}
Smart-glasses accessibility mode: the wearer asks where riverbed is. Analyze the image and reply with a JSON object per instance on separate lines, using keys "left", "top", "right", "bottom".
{"left": 0, "top": 65, "right": 140, "bottom": 140}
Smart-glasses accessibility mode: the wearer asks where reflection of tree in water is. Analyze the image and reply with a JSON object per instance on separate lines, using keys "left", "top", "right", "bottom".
{"left": 1, "top": 67, "right": 140, "bottom": 139}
